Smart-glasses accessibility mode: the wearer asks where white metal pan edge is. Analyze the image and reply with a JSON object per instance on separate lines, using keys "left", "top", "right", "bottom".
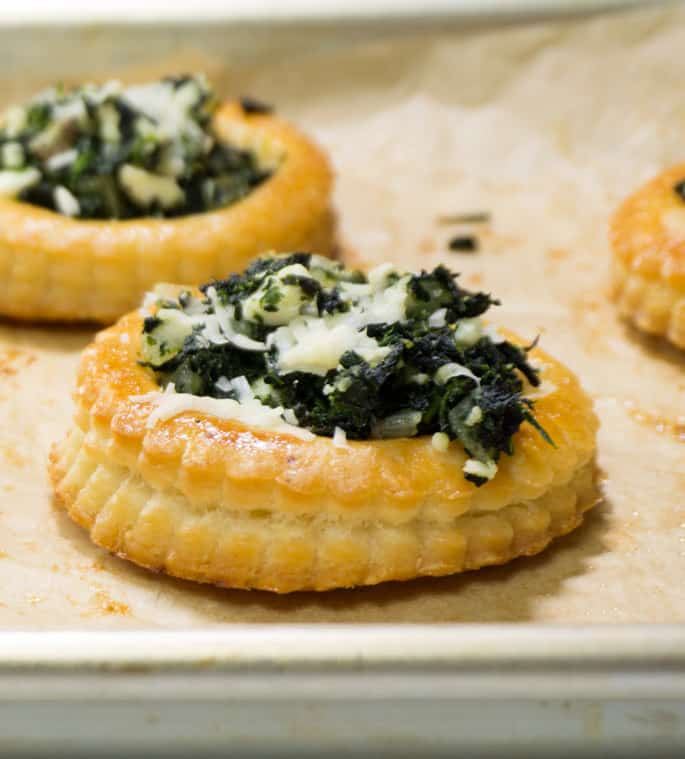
{"left": 0, "top": 626, "right": 683, "bottom": 757}
{"left": 0, "top": 0, "right": 655, "bottom": 26}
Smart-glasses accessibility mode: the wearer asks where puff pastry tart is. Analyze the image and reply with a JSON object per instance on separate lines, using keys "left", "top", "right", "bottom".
{"left": 0, "top": 76, "right": 333, "bottom": 323}
{"left": 50, "top": 254, "right": 599, "bottom": 592}
{"left": 611, "top": 164, "right": 685, "bottom": 348}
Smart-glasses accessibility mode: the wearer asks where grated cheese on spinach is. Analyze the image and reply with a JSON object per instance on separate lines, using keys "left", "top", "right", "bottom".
{"left": 0, "top": 75, "right": 272, "bottom": 219}
{"left": 140, "top": 253, "right": 552, "bottom": 486}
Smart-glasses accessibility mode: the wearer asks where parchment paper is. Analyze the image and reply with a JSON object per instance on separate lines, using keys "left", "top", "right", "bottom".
{"left": 0, "top": 4, "right": 683, "bottom": 627}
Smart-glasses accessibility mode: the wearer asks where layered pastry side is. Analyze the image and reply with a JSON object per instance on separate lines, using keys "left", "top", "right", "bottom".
{"left": 0, "top": 76, "right": 333, "bottom": 322}
{"left": 611, "top": 164, "right": 685, "bottom": 348}
{"left": 50, "top": 253, "right": 599, "bottom": 592}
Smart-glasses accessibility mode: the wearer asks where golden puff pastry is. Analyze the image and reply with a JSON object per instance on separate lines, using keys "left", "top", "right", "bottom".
{"left": 50, "top": 255, "right": 599, "bottom": 592}
{"left": 0, "top": 78, "right": 333, "bottom": 323}
{"left": 611, "top": 164, "right": 685, "bottom": 348}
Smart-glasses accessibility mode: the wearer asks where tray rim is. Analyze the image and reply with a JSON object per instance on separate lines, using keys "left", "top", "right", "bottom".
{"left": 1, "top": 624, "right": 683, "bottom": 672}
{"left": 0, "top": 626, "right": 683, "bottom": 708}
{"left": 1, "top": 626, "right": 684, "bottom": 757}
{"left": 0, "top": 0, "right": 650, "bottom": 26}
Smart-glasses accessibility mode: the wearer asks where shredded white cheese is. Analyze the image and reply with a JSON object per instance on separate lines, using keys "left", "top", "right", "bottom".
{"left": 463, "top": 458, "right": 498, "bottom": 481}
{"left": 122, "top": 78, "right": 205, "bottom": 142}
{"left": 431, "top": 432, "right": 450, "bottom": 452}
{"left": 257, "top": 272, "right": 410, "bottom": 376}
{"left": 203, "top": 287, "right": 266, "bottom": 351}
{"left": 228, "top": 376, "right": 253, "bottom": 402}
{"left": 1, "top": 142, "right": 23, "bottom": 169}
{"left": 0, "top": 168, "right": 40, "bottom": 197}
{"left": 53, "top": 98, "right": 89, "bottom": 127}
{"left": 54, "top": 185, "right": 80, "bottom": 217}
{"left": 434, "top": 362, "right": 479, "bottom": 386}
{"left": 3, "top": 106, "right": 26, "bottom": 138}
{"left": 98, "top": 102, "right": 121, "bottom": 143}
{"left": 157, "top": 143, "right": 186, "bottom": 178}
{"left": 282, "top": 408, "right": 299, "bottom": 426}
{"left": 372, "top": 410, "right": 422, "bottom": 439}
{"left": 269, "top": 317, "right": 390, "bottom": 376}
{"left": 84, "top": 79, "right": 122, "bottom": 105}
{"left": 242, "top": 263, "right": 315, "bottom": 327}
{"left": 453, "top": 318, "right": 484, "bottom": 347}
{"left": 428, "top": 308, "right": 447, "bottom": 328}
{"left": 464, "top": 406, "right": 483, "bottom": 427}
{"left": 119, "top": 164, "right": 184, "bottom": 210}
{"left": 333, "top": 426, "right": 349, "bottom": 448}
{"left": 45, "top": 148, "right": 79, "bottom": 172}
{"left": 367, "top": 262, "right": 397, "bottom": 290}
{"left": 131, "top": 385, "right": 314, "bottom": 440}
{"left": 363, "top": 275, "right": 410, "bottom": 324}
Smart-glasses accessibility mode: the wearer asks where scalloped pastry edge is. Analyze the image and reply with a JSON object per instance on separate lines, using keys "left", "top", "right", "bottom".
{"left": 611, "top": 257, "right": 685, "bottom": 348}
{"left": 50, "top": 426, "right": 599, "bottom": 592}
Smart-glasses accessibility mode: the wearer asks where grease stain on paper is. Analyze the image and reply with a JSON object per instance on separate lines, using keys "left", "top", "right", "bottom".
{"left": 85, "top": 590, "right": 131, "bottom": 617}
{"left": 0, "top": 347, "right": 36, "bottom": 378}
{"left": 623, "top": 400, "right": 685, "bottom": 443}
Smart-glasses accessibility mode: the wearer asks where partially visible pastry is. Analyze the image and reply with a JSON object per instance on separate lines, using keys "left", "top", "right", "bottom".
{"left": 50, "top": 253, "right": 599, "bottom": 593}
{"left": 610, "top": 164, "right": 685, "bottom": 348}
{"left": 0, "top": 76, "right": 333, "bottom": 323}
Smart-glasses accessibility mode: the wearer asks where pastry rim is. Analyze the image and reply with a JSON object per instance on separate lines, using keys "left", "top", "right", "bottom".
{"left": 610, "top": 162, "right": 685, "bottom": 288}
{"left": 70, "top": 312, "right": 599, "bottom": 520}
{"left": 611, "top": 257, "right": 685, "bottom": 348}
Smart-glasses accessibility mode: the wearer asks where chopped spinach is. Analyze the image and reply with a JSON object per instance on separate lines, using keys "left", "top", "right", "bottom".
{"left": 675, "top": 179, "right": 685, "bottom": 202}
{"left": 239, "top": 96, "right": 274, "bottom": 115}
{"left": 0, "top": 75, "right": 273, "bottom": 219}
{"left": 438, "top": 211, "right": 491, "bottom": 225}
{"left": 140, "top": 253, "right": 551, "bottom": 485}
{"left": 448, "top": 235, "right": 478, "bottom": 252}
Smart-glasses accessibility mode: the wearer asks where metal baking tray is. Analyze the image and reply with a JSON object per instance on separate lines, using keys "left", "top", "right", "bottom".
{"left": 1, "top": 626, "right": 684, "bottom": 757}
{"left": 0, "top": 3, "right": 683, "bottom": 756}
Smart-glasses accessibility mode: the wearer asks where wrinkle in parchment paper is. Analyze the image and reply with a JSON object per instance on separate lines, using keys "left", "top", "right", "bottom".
{"left": 0, "top": 5, "right": 683, "bottom": 627}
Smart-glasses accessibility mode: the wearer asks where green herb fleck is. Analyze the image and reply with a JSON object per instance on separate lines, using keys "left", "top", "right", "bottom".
{"left": 675, "top": 179, "right": 685, "bottom": 202}
{"left": 239, "top": 96, "right": 274, "bottom": 115}
{"left": 448, "top": 235, "right": 478, "bottom": 252}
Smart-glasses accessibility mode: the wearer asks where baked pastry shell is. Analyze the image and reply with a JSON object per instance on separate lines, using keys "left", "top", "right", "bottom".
{"left": 610, "top": 163, "right": 685, "bottom": 348}
{"left": 49, "top": 311, "right": 600, "bottom": 592}
{"left": 0, "top": 102, "right": 333, "bottom": 323}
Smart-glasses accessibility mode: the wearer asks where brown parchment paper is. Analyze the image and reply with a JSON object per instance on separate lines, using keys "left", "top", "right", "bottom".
{"left": 0, "top": 5, "right": 684, "bottom": 628}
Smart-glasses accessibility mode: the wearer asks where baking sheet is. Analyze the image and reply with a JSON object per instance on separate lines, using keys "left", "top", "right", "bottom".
{"left": 0, "top": 4, "right": 683, "bottom": 628}
{"left": 0, "top": 0, "right": 648, "bottom": 24}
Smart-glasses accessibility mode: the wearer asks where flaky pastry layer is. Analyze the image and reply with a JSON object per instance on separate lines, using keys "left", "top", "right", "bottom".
{"left": 610, "top": 163, "right": 685, "bottom": 348}
{"left": 49, "top": 313, "right": 599, "bottom": 592}
{"left": 0, "top": 102, "right": 333, "bottom": 323}
{"left": 611, "top": 258, "right": 685, "bottom": 348}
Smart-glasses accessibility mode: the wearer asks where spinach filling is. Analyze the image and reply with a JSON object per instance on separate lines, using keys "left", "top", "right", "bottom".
{"left": 675, "top": 179, "right": 685, "bottom": 202}
{"left": 0, "top": 75, "right": 273, "bottom": 219}
{"left": 140, "top": 253, "right": 552, "bottom": 486}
